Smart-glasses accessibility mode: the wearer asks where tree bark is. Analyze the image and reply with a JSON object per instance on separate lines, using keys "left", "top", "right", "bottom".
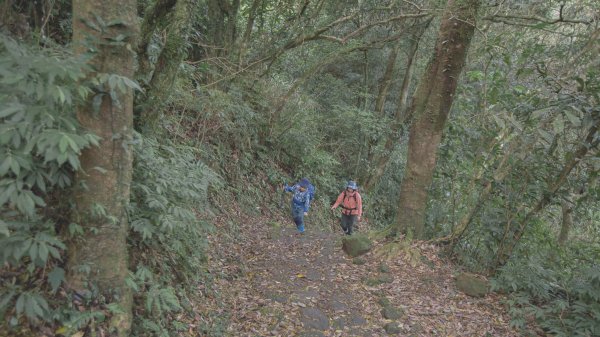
{"left": 140, "top": 0, "right": 195, "bottom": 129}
{"left": 393, "top": 0, "right": 480, "bottom": 239}
{"left": 137, "top": 0, "right": 178, "bottom": 78}
{"left": 374, "top": 44, "right": 400, "bottom": 116}
{"left": 68, "top": 1, "right": 138, "bottom": 335}
{"left": 237, "top": 0, "right": 262, "bottom": 68}
{"left": 393, "top": 20, "right": 430, "bottom": 121}
{"left": 362, "top": 19, "right": 431, "bottom": 191}
{"left": 558, "top": 197, "right": 573, "bottom": 246}
{"left": 206, "top": 0, "right": 240, "bottom": 58}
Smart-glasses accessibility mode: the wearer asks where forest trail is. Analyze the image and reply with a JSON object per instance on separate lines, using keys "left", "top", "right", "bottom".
{"left": 199, "top": 212, "right": 517, "bottom": 337}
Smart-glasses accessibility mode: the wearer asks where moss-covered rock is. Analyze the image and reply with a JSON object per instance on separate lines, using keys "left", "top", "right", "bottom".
{"left": 365, "top": 274, "right": 394, "bottom": 286}
{"left": 455, "top": 273, "right": 489, "bottom": 297}
{"left": 342, "top": 234, "right": 372, "bottom": 257}
{"left": 381, "top": 305, "right": 404, "bottom": 320}
{"left": 384, "top": 322, "right": 401, "bottom": 334}
{"left": 377, "top": 297, "right": 391, "bottom": 307}
{"left": 352, "top": 257, "right": 367, "bottom": 265}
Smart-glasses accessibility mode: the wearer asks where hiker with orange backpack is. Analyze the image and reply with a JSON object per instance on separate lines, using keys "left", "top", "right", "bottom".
{"left": 330, "top": 181, "right": 362, "bottom": 235}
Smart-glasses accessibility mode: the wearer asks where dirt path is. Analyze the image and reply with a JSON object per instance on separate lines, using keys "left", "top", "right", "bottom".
{"left": 199, "top": 214, "right": 516, "bottom": 336}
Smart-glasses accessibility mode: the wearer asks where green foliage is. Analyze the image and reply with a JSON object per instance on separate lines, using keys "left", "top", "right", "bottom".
{"left": 492, "top": 246, "right": 600, "bottom": 336}
{"left": 0, "top": 34, "right": 98, "bottom": 217}
{"left": 0, "top": 34, "right": 97, "bottom": 331}
{"left": 127, "top": 133, "right": 221, "bottom": 336}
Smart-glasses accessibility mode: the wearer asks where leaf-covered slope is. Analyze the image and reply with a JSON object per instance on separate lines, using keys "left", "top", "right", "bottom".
{"left": 197, "top": 211, "right": 516, "bottom": 336}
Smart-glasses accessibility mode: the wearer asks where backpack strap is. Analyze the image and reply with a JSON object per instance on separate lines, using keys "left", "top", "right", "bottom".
{"left": 340, "top": 190, "right": 358, "bottom": 211}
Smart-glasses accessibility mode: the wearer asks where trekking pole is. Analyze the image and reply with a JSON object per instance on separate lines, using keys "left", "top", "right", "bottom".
{"left": 279, "top": 181, "right": 287, "bottom": 210}
{"left": 330, "top": 208, "right": 336, "bottom": 233}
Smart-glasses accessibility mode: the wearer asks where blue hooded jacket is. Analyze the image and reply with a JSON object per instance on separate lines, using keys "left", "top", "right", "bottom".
{"left": 284, "top": 184, "right": 311, "bottom": 212}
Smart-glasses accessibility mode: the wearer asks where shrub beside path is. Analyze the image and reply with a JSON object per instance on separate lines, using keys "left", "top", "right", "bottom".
{"left": 197, "top": 213, "right": 516, "bottom": 336}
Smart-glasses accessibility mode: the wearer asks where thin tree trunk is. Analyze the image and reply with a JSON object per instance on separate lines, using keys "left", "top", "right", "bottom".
{"left": 237, "top": 0, "right": 262, "bottom": 68}
{"left": 206, "top": 0, "right": 225, "bottom": 57}
{"left": 374, "top": 45, "right": 399, "bottom": 115}
{"left": 393, "top": 0, "right": 480, "bottom": 239}
{"left": 437, "top": 136, "right": 524, "bottom": 246}
{"left": 558, "top": 197, "right": 573, "bottom": 246}
{"left": 68, "top": 1, "right": 138, "bottom": 335}
{"left": 362, "top": 49, "right": 369, "bottom": 110}
{"left": 494, "top": 123, "right": 599, "bottom": 268}
{"left": 137, "top": 0, "right": 178, "bottom": 79}
{"left": 362, "top": 18, "right": 431, "bottom": 191}
{"left": 226, "top": 0, "right": 241, "bottom": 52}
{"left": 395, "top": 18, "right": 433, "bottom": 120}
{"left": 141, "top": 0, "right": 195, "bottom": 129}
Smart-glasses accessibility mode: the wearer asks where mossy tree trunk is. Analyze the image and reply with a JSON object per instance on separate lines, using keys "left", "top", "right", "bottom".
{"left": 140, "top": 0, "right": 196, "bottom": 128}
{"left": 558, "top": 197, "right": 573, "bottom": 246}
{"left": 207, "top": 0, "right": 240, "bottom": 58}
{"left": 68, "top": 1, "right": 138, "bottom": 335}
{"left": 392, "top": 0, "right": 480, "bottom": 239}
{"left": 137, "top": 0, "right": 178, "bottom": 79}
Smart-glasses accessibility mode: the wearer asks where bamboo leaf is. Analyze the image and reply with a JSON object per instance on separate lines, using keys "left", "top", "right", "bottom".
{"left": 552, "top": 115, "right": 564, "bottom": 134}
{"left": 0, "top": 103, "right": 23, "bottom": 118}
{"left": 0, "top": 291, "right": 15, "bottom": 312}
{"left": 29, "top": 242, "right": 38, "bottom": 261}
{"left": 38, "top": 242, "right": 49, "bottom": 263}
{"left": 48, "top": 267, "right": 65, "bottom": 293}
{"left": 15, "top": 293, "right": 25, "bottom": 315}
{"left": 0, "top": 219, "right": 9, "bottom": 237}
{"left": 564, "top": 109, "right": 581, "bottom": 127}
{"left": 0, "top": 156, "right": 12, "bottom": 176}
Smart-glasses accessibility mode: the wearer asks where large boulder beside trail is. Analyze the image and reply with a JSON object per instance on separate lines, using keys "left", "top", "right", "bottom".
{"left": 342, "top": 234, "right": 372, "bottom": 257}
{"left": 455, "top": 273, "right": 489, "bottom": 297}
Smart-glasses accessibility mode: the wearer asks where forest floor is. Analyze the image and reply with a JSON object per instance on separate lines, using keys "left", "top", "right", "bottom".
{"left": 195, "top": 207, "right": 517, "bottom": 337}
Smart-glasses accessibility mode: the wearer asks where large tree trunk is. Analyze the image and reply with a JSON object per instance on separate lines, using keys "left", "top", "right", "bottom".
{"left": 68, "top": 1, "right": 138, "bottom": 335}
{"left": 206, "top": 0, "right": 240, "bottom": 58}
{"left": 393, "top": 0, "right": 480, "bottom": 239}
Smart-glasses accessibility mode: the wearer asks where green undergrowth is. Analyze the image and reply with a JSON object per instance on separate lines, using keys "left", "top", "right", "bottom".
{"left": 0, "top": 34, "right": 98, "bottom": 336}
{"left": 127, "top": 133, "right": 222, "bottom": 336}
{"left": 0, "top": 34, "right": 227, "bottom": 336}
{"left": 491, "top": 240, "right": 600, "bottom": 336}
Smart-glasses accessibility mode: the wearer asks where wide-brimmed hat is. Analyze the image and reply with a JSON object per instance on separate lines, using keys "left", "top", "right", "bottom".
{"left": 347, "top": 180, "right": 357, "bottom": 190}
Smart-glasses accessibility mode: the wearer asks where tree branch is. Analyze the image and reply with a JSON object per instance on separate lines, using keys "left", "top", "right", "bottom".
{"left": 483, "top": 13, "right": 592, "bottom": 26}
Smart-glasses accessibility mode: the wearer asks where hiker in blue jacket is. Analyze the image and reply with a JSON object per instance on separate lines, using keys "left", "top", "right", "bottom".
{"left": 283, "top": 178, "right": 312, "bottom": 233}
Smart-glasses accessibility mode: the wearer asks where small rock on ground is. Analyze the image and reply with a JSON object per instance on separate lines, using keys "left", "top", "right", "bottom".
{"left": 300, "top": 307, "right": 329, "bottom": 330}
